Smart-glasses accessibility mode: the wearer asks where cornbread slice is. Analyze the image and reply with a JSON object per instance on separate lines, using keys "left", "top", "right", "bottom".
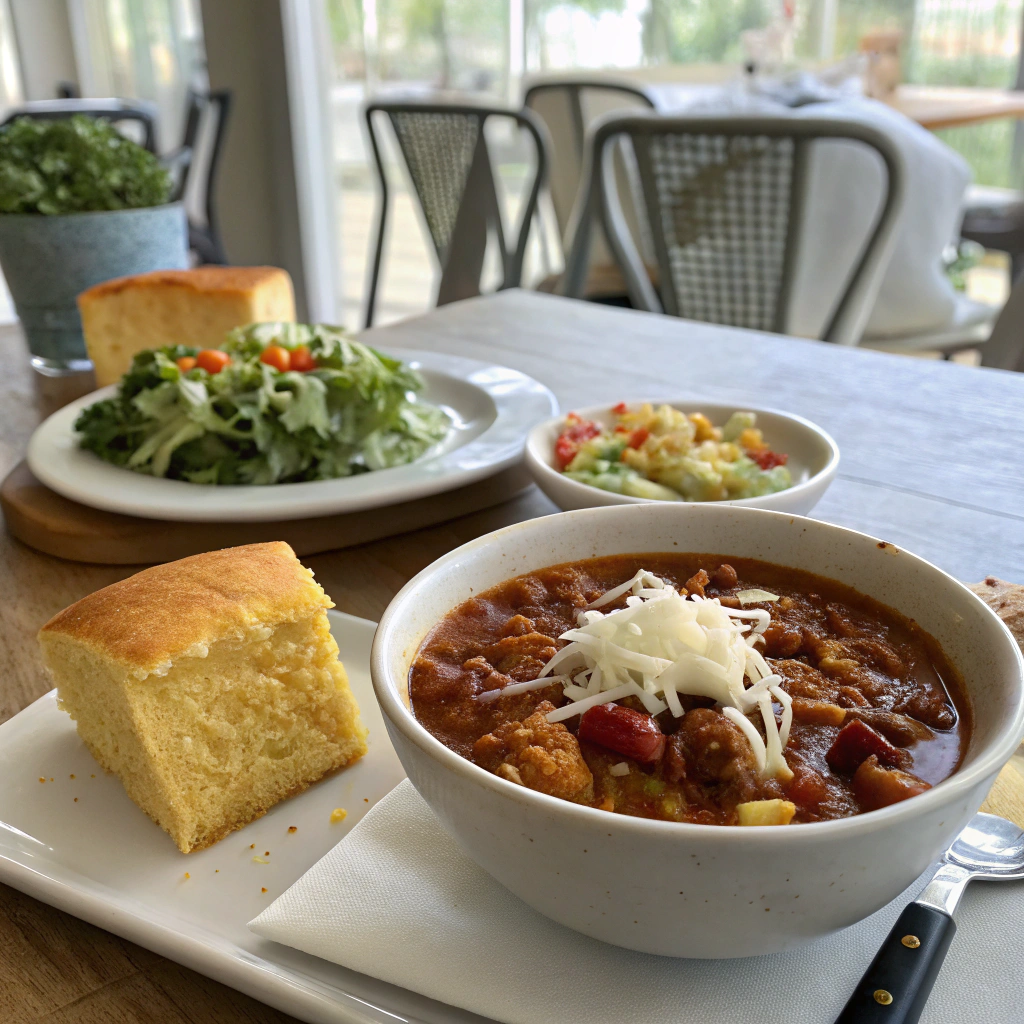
{"left": 79, "top": 266, "right": 296, "bottom": 386}
{"left": 969, "top": 577, "right": 1024, "bottom": 652}
{"left": 38, "top": 542, "right": 367, "bottom": 853}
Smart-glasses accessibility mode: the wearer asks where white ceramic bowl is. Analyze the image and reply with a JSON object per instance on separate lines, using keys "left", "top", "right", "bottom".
{"left": 370, "top": 504, "right": 1024, "bottom": 958}
{"left": 525, "top": 401, "right": 839, "bottom": 515}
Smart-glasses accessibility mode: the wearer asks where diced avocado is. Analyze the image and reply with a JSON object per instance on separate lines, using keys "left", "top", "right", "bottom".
{"left": 722, "top": 410, "right": 757, "bottom": 442}
{"left": 620, "top": 475, "right": 683, "bottom": 501}
{"left": 565, "top": 469, "right": 627, "bottom": 494}
{"left": 656, "top": 457, "right": 725, "bottom": 502}
{"left": 565, "top": 437, "right": 627, "bottom": 474}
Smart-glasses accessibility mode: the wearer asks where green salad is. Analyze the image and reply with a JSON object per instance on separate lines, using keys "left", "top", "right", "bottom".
{"left": 75, "top": 322, "right": 451, "bottom": 485}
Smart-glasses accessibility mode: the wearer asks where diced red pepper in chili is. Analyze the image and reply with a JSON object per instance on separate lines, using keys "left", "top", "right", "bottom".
{"left": 748, "top": 449, "right": 789, "bottom": 470}
{"left": 612, "top": 402, "right": 629, "bottom": 414}
{"left": 554, "top": 417, "right": 601, "bottom": 470}
{"left": 628, "top": 427, "right": 649, "bottom": 449}
{"left": 825, "top": 718, "right": 902, "bottom": 774}
{"left": 578, "top": 703, "right": 666, "bottom": 765}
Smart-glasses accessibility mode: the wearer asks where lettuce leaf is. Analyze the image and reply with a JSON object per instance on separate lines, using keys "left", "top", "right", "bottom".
{"left": 75, "top": 323, "right": 451, "bottom": 485}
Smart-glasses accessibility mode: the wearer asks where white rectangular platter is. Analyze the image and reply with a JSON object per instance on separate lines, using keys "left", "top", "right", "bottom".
{"left": 0, "top": 611, "right": 494, "bottom": 1024}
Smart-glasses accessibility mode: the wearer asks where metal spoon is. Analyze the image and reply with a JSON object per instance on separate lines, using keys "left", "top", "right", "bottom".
{"left": 835, "top": 812, "right": 1024, "bottom": 1023}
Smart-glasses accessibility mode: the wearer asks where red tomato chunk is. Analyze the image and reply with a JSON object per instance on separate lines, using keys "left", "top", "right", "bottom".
{"left": 748, "top": 449, "right": 788, "bottom": 470}
{"left": 289, "top": 345, "right": 317, "bottom": 372}
{"left": 825, "top": 718, "right": 903, "bottom": 774}
{"left": 554, "top": 416, "right": 601, "bottom": 470}
{"left": 853, "top": 756, "right": 931, "bottom": 810}
{"left": 578, "top": 703, "right": 666, "bottom": 766}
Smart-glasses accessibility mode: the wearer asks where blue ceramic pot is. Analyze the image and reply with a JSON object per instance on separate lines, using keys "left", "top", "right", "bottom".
{"left": 0, "top": 202, "right": 189, "bottom": 368}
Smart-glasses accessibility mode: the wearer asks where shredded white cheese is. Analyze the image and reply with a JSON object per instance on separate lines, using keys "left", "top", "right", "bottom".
{"left": 530, "top": 570, "right": 794, "bottom": 780}
{"left": 476, "top": 675, "right": 570, "bottom": 704}
{"left": 736, "top": 589, "right": 781, "bottom": 606}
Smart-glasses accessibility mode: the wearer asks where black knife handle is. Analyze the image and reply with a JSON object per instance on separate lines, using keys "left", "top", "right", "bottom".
{"left": 834, "top": 902, "right": 956, "bottom": 1024}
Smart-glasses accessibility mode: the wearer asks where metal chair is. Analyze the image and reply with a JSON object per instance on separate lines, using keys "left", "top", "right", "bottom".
{"left": 979, "top": 269, "right": 1024, "bottom": 371}
{"left": 524, "top": 77, "right": 653, "bottom": 248}
{"left": 163, "top": 90, "right": 232, "bottom": 265}
{"left": 960, "top": 185, "right": 1024, "bottom": 284}
{"left": 363, "top": 101, "right": 549, "bottom": 328}
{"left": 0, "top": 98, "right": 158, "bottom": 153}
{"left": 562, "top": 113, "right": 906, "bottom": 346}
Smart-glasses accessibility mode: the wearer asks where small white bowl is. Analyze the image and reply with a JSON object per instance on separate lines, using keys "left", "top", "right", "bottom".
{"left": 525, "top": 401, "right": 839, "bottom": 515}
{"left": 371, "top": 503, "right": 1024, "bottom": 958}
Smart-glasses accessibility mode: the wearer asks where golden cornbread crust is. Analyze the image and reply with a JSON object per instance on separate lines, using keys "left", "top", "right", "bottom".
{"left": 969, "top": 577, "right": 1024, "bottom": 651}
{"left": 39, "top": 541, "right": 329, "bottom": 674}
{"left": 78, "top": 266, "right": 290, "bottom": 304}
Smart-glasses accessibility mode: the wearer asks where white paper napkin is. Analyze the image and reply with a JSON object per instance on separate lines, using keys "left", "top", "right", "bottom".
{"left": 250, "top": 780, "right": 1023, "bottom": 1024}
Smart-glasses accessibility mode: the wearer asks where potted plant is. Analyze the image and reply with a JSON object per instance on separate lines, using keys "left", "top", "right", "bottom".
{"left": 0, "top": 115, "right": 189, "bottom": 372}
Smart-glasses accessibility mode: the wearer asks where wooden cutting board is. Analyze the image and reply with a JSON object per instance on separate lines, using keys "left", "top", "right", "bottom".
{"left": 0, "top": 459, "right": 535, "bottom": 565}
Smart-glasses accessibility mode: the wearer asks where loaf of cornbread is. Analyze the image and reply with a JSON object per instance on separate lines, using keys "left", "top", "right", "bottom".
{"left": 38, "top": 542, "right": 366, "bottom": 853}
{"left": 969, "top": 577, "right": 1024, "bottom": 651}
{"left": 79, "top": 266, "right": 296, "bottom": 386}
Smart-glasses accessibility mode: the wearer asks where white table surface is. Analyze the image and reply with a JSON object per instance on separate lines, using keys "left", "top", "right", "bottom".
{"left": 375, "top": 290, "right": 1024, "bottom": 583}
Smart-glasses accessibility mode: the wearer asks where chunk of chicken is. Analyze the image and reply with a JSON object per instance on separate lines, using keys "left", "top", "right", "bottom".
{"left": 773, "top": 659, "right": 840, "bottom": 703}
{"left": 479, "top": 631, "right": 559, "bottom": 681}
{"left": 473, "top": 701, "right": 594, "bottom": 803}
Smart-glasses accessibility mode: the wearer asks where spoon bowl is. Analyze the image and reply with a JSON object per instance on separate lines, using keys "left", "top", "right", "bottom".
{"left": 947, "top": 811, "right": 1024, "bottom": 880}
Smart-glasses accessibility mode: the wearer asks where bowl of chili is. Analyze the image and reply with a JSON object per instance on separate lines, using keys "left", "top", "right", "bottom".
{"left": 370, "top": 503, "right": 1024, "bottom": 957}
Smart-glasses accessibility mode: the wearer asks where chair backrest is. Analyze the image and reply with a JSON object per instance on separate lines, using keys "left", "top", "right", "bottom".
{"left": 1, "top": 99, "right": 158, "bottom": 152}
{"left": 169, "top": 90, "right": 231, "bottom": 265}
{"left": 176, "top": 92, "right": 231, "bottom": 226}
{"left": 563, "top": 112, "right": 905, "bottom": 345}
{"left": 524, "top": 78, "right": 653, "bottom": 245}
{"left": 981, "top": 270, "right": 1024, "bottom": 371}
{"left": 363, "top": 101, "right": 549, "bottom": 327}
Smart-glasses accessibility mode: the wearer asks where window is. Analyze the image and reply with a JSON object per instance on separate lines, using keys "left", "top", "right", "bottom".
{"left": 321, "top": 1, "right": 1024, "bottom": 328}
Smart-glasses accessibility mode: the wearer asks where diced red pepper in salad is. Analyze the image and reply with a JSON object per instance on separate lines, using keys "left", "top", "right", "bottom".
{"left": 627, "top": 427, "right": 649, "bottom": 449}
{"left": 612, "top": 401, "right": 629, "bottom": 415}
{"left": 578, "top": 702, "right": 666, "bottom": 766}
{"left": 748, "top": 449, "right": 788, "bottom": 471}
{"left": 554, "top": 414, "right": 601, "bottom": 470}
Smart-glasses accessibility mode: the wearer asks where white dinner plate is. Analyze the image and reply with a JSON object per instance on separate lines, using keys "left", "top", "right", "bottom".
{"left": 0, "top": 612, "right": 493, "bottom": 1024}
{"left": 26, "top": 349, "right": 557, "bottom": 522}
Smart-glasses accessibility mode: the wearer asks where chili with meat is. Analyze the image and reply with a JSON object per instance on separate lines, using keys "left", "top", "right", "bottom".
{"left": 410, "top": 555, "right": 969, "bottom": 825}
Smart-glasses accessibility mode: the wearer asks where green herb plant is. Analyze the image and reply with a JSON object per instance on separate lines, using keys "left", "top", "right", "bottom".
{"left": 0, "top": 115, "right": 171, "bottom": 215}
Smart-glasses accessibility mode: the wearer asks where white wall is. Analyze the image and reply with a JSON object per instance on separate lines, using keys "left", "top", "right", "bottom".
{"left": 8, "top": 0, "right": 76, "bottom": 101}
{"left": 200, "top": 0, "right": 311, "bottom": 318}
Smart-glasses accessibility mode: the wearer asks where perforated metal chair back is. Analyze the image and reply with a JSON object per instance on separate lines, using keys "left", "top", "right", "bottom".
{"left": 563, "top": 113, "right": 906, "bottom": 345}
{"left": 363, "top": 101, "right": 548, "bottom": 327}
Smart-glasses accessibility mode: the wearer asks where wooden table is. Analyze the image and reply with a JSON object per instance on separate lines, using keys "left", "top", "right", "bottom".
{"left": 2, "top": 290, "right": 1023, "bottom": 1022}
{"left": 604, "top": 69, "right": 1024, "bottom": 130}
{"left": 890, "top": 83, "right": 1024, "bottom": 130}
